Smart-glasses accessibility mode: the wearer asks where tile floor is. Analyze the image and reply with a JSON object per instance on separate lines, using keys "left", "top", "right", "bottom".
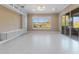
{"left": 0, "top": 31, "right": 79, "bottom": 54}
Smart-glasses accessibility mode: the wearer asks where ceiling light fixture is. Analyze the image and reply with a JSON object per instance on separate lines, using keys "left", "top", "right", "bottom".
{"left": 37, "top": 5, "right": 46, "bottom": 11}
{"left": 52, "top": 8, "right": 55, "bottom": 11}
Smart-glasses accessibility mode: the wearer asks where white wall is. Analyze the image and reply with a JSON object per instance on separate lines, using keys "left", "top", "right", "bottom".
{"left": 22, "top": 14, "right": 27, "bottom": 32}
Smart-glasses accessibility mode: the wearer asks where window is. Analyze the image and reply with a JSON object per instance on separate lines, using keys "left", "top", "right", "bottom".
{"left": 32, "top": 16, "right": 51, "bottom": 29}
{"left": 73, "top": 16, "right": 79, "bottom": 28}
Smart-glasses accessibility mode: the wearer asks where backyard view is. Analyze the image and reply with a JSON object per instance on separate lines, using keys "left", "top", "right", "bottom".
{"left": 32, "top": 16, "right": 51, "bottom": 29}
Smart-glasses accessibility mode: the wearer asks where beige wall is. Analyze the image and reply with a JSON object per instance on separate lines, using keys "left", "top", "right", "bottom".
{"left": 0, "top": 5, "right": 22, "bottom": 32}
{"left": 27, "top": 14, "right": 59, "bottom": 31}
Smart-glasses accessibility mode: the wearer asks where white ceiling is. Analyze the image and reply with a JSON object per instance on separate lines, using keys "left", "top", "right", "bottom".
{"left": 20, "top": 4, "right": 69, "bottom": 14}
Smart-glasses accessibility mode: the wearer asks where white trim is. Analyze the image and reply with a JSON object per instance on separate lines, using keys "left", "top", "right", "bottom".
{"left": 0, "top": 29, "right": 27, "bottom": 44}
{"left": 0, "top": 29, "right": 24, "bottom": 33}
{"left": 0, "top": 32, "right": 23, "bottom": 44}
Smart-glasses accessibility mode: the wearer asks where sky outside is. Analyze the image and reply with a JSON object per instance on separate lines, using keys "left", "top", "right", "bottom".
{"left": 32, "top": 17, "right": 50, "bottom": 22}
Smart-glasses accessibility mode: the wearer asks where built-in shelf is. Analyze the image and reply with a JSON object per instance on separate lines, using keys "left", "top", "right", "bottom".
{"left": 1, "top": 4, "right": 25, "bottom": 15}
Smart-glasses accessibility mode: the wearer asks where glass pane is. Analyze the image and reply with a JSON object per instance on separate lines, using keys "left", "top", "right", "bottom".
{"left": 73, "top": 16, "right": 79, "bottom": 28}
{"left": 61, "top": 16, "right": 66, "bottom": 26}
{"left": 66, "top": 15, "right": 69, "bottom": 26}
{"left": 32, "top": 16, "right": 51, "bottom": 29}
